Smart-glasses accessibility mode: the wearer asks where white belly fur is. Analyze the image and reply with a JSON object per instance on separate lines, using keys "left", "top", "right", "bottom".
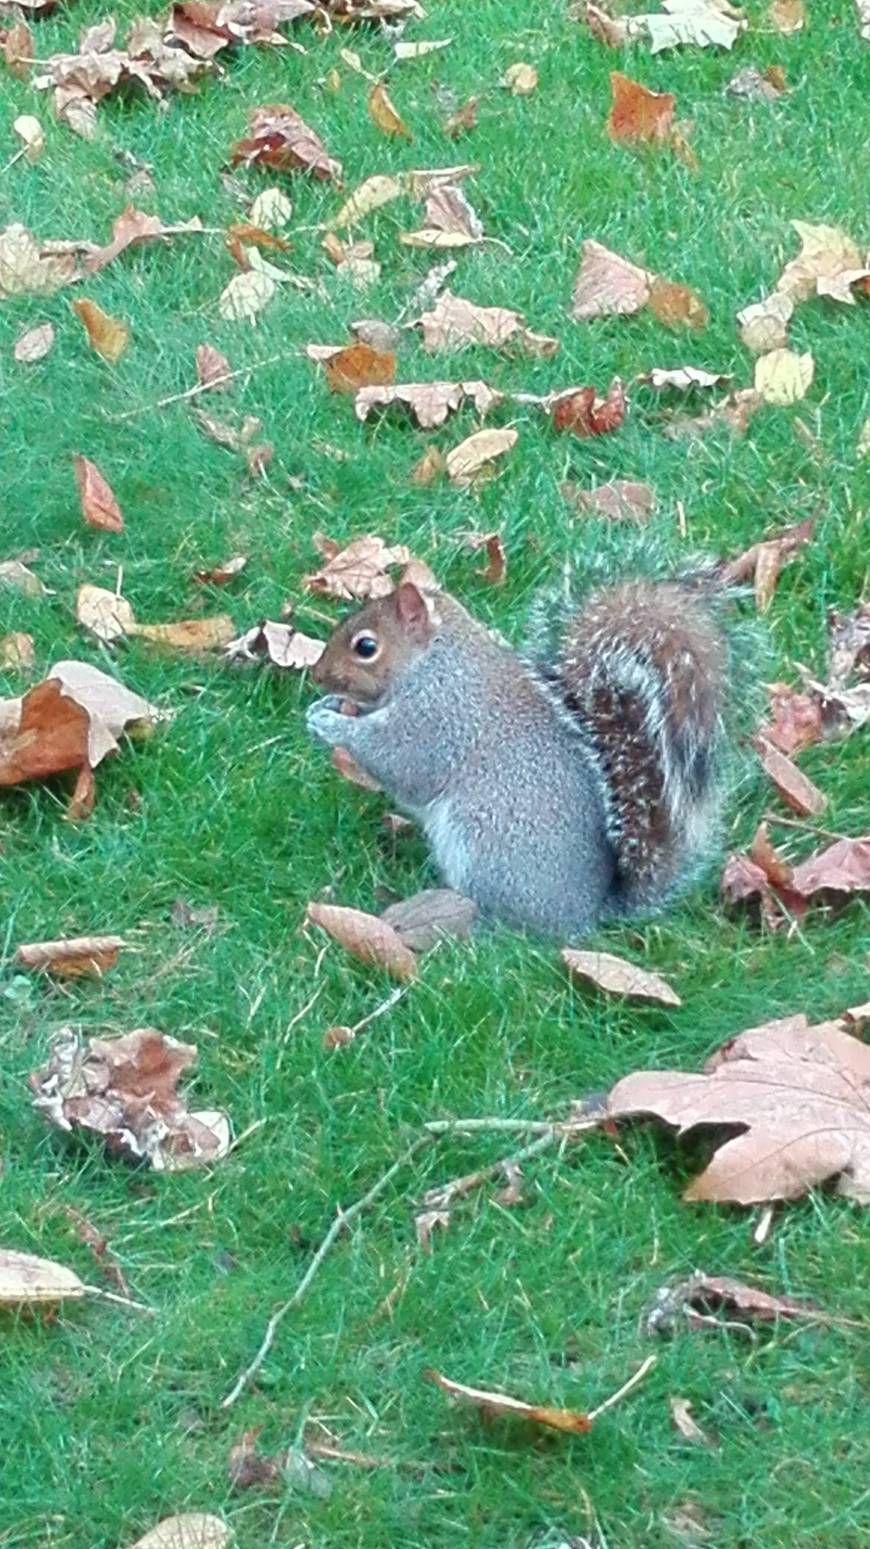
{"left": 422, "top": 796, "right": 468, "bottom": 891}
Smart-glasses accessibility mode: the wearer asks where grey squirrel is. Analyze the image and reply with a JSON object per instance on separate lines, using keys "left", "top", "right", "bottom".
{"left": 305, "top": 562, "right": 735, "bottom": 939}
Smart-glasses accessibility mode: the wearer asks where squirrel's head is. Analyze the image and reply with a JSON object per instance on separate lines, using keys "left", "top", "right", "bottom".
{"left": 310, "top": 581, "right": 435, "bottom": 705}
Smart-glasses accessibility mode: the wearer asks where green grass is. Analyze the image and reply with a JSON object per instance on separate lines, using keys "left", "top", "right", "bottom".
{"left": 1, "top": 1, "right": 869, "bottom": 1545}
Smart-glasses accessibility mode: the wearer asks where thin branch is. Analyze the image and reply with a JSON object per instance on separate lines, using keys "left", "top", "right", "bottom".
{"left": 421, "top": 1130, "right": 564, "bottom": 1211}
{"left": 104, "top": 353, "right": 292, "bottom": 421}
{"left": 586, "top": 1354, "right": 657, "bottom": 1423}
{"left": 83, "top": 1284, "right": 154, "bottom": 1315}
{"left": 762, "top": 810, "right": 850, "bottom": 842}
{"left": 423, "top": 1116, "right": 601, "bottom": 1137}
{"left": 221, "top": 1133, "right": 433, "bottom": 1409}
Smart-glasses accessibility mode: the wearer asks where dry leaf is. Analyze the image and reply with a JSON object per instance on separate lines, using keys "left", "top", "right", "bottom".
{"left": 726, "top": 65, "right": 788, "bottom": 102}
{"left": 790, "top": 836, "right": 870, "bottom": 899}
{"left": 76, "top": 583, "right": 136, "bottom": 643}
{"left": 461, "top": 529, "right": 507, "bottom": 583}
{"left": 218, "top": 269, "right": 276, "bottom": 323}
{"left": 249, "top": 186, "right": 293, "bottom": 228}
{"left": 73, "top": 455, "right": 124, "bottom": 531}
{"left": 417, "top": 289, "right": 558, "bottom": 356}
{"left": 381, "top": 888, "right": 478, "bottom": 951}
{"left": 501, "top": 61, "right": 538, "bottom": 94}
{"left": 560, "top": 479, "right": 654, "bottom": 522}
{"left": 401, "top": 183, "right": 484, "bottom": 249}
{"left": 754, "top": 348, "right": 814, "bottom": 405}
{"left": 767, "top": 0, "right": 804, "bottom": 31}
{"left": 30, "top": 1026, "right": 231, "bottom": 1169}
{"left": 16, "top": 934, "right": 125, "bottom": 976}
{"left": 0, "top": 660, "right": 161, "bottom": 786}
{"left": 426, "top": 1370, "right": 592, "bottom": 1433}
{"left": 0, "top": 1249, "right": 85, "bottom": 1306}
{"left": 0, "top": 223, "right": 78, "bottom": 298}
{"left": 664, "top": 386, "right": 761, "bottom": 437}
{"left": 0, "top": 560, "right": 45, "bottom": 597}
{"left": 195, "top": 343, "right": 233, "bottom": 388}
{"left": 0, "top": 632, "right": 36, "bottom": 671}
{"left": 125, "top": 1516, "right": 232, "bottom": 1549}
{"left": 332, "top": 171, "right": 404, "bottom": 228}
{"left": 305, "top": 900, "right": 418, "bottom": 981}
{"left": 609, "top": 1010, "right": 870, "bottom": 1202}
{"left": 647, "top": 1270, "right": 831, "bottom": 1334}
{"left": 13, "top": 322, "right": 55, "bottom": 363}
{"left": 3, "top": 19, "right": 34, "bottom": 79}
{"left": 737, "top": 292, "right": 793, "bottom": 353}
{"left": 409, "top": 444, "right": 446, "bottom": 484}
{"left": 192, "top": 554, "right": 247, "bottom": 584}
{"left": 226, "top": 619, "right": 324, "bottom": 669}
{"left": 227, "top": 1427, "right": 283, "bottom": 1491}
{"left": 549, "top": 379, "right": 626, "bottom": 437}
{"left": 563, "top": 948, "right": 681, "bottom": 1006}
{"left": 445, "top": 427, "right": 518, "bottom": 487}
{"left": 762, "top": 681, "right": 824, "bottom": 754}
{"left": 84, "top": 206, "right": 204, "bottom": 274}
{"left": 641, "top": 366, "right": 729, "bottom": 390}
{"left": 231, "top": 102, "right": 342, "bottom": 178}
{"left": 395, "top": 37, "right": 452, "bottom": 59}
{"left": 607, "top": 70, "right": 675, "bottom": 143}
{"left": 444, "top": 95, "right": 478, "bottom": 136}
{"left": 131, "top": 617, "right": 235, "bottom": 652}
{"left": 634, "top": 1, "right": 745, "bottom": 51}
{"left": 415, "top": 1209, "right": 450, "bottom": 1251}
{"left": 776, "top": 220, "right": 864, "bottom": 303}
{"left": 720, "top": 514, "right": 814, "bottom": 610}
{"left": 354, "top": 380, "right": 504, "bottom": 428}
{"left": 314, "top": 341, "right": 397, "bottom": 392}
{"left": 303, "top": 533, "right": 412, "bottom": 601}
{"left": 754, "top": 733, "right": 826, "bottom": 817}
{"left": 71, "top": 297, "right": 130, "bottom": 363}
{"left": 670, "top": 1398, "right": 709, "bottom": 1444}
{"left": 570, "top": 238, "right": 652, "bottom": 319}
{"left": 648, "top": 277, "right": 709, "bottom": 329}
{"left": 368, "top": 80, "right": 412, "bottom": 138}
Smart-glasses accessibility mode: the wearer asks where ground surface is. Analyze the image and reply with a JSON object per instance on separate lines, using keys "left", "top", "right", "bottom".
{"left": 1, "top": 2, "right": 869, "bottom": 1546}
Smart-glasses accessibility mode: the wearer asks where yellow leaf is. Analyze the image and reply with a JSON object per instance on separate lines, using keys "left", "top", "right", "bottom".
{"left": 368, "top": 81, "right": 413, "bottom": 139}
{"left": 754, "top": 348, "right": 814, "bottom": 405}
{"left": 71, "top": 298, "right": 130, "bottom": 363}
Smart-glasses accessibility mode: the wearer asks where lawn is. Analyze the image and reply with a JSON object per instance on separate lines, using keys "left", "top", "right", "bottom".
{"left": 1, "top": 1, "right": 869, "bottom": 1545}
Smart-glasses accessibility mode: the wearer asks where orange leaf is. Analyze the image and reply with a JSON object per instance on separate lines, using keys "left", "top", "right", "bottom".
{"left": 305, "top": 900, "right": 418, "bottom": 982}
{"left": 648, "top": 278, "right": 709, "bottom": 330}
{"left": 15, "top": 934, "right": 125, "bottom": 977}
{"left": 71, "top": 298, "right": 130, "bottom": 363}
{"left": 368, "top": 81, "right": 412, "bottom": 140}
{"left": 607, "top": 71, "right": 675, "bottom": 143}
{"left": 323, "top": 342, "right": 396, "bottom": 394}
{"left": 426, "top": 1370, "right": 592, "bottom": 1433}
{"left": 73, "top": 455, "right": 124, "bottom": 531}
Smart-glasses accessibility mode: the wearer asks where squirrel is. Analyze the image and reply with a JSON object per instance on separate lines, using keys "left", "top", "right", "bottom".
{"left": 305, "top": 558, "right": 738, "bottom": 940}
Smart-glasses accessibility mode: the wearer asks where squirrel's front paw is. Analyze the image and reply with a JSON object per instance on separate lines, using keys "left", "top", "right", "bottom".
{"left": 306, "top": 697, "right": 350, "bottom": 745}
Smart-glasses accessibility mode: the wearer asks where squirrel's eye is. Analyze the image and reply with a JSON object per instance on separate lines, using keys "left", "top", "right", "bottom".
{"left": 352, "top": 633, "right": 379, "bottom": 661}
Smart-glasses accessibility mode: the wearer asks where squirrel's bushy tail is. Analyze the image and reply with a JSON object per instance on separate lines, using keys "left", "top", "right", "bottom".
{"left": 557, "top": 573, "right": 731, "bottom": 911}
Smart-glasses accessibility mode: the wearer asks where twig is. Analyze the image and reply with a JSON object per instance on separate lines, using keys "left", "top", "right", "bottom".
{"left": 221, "top": 1133, "right": 434, "bottom": 1409}
{"left": 104, "top": 353, "right": 292, "bottom": 421}
{"left": 423, "top": 1116, "right": 601, "bottom": 1137}
{"left": 83, "top": 1284, "right": 154, "bottom": 1315}
{"left": 586, "top": 1354, "right": 657, "bottom": 1423}
{"left": 348, "top": 985, "right": 407, "bottom": 1038}
{"left": 421, "top": 1130, "right": 565, "bottom": 1211}
{"left": 762, "top": 811, "right": 850, "bottom": 843}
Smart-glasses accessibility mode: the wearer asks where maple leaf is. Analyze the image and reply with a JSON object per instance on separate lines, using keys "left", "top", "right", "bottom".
{"left": 230, "top": 102, "right": 342, "bottom": 178}
{"left": 775, "top": 219, "right": 868, "bottom": 302}
{"left": 608, "top": 1011, "right": 870, "bottom": 1204}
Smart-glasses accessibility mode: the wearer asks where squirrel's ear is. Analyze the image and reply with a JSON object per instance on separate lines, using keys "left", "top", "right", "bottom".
{"left": 394, "top": 582, "right": 432, "bottom": 639}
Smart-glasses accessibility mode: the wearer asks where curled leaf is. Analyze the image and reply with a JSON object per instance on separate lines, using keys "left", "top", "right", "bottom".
{"left": 305, "top": 900, "right": 418, "bottom": 981}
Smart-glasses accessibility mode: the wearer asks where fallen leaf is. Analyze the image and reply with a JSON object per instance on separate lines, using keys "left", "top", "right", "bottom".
{"left": 446, "top": 426, "right": 518, "bottom": 486}
{"left": 409, "top": 444, "right": 446, "bottom": 484}
{"left": 84, "top": 206, "right": 204, "bottom": 274}
{"left": 195, "top": 343, "right": 233, "bottom": 389}
{"left": 725, "top": 65, "right": 788, "bottom": 101}
{"left": 16, "top": 934, "right": 125, "bottom": 976}
{"left": 857, "top": 0, "right": 870, "bottom": 39}
{"left": 29, "top": 1026, "right": 231, "bottom": 1169}
{"left": 0, "top": 660, "right": 161, "bottom": 786}
{"left": 415, "top": 1208, "right": 450, "bottom": 1251}
{"left": 0, "top": 632, "right": 36, "bottom": 671}
{"left": 305, "top": 900, "right": 418, "bottom": 981}
{"left": 762, "top": 681, "right": 824, "bottom": 754}
{"left": 3, "top": 19, "right": 33, "bottom": 79}
{"left": 828, "top": 603, "right": 870, "bottom": 686}
{"left": 640, "top": 366, "right": 729, "bottom": 390}
{"left": 0, "top": 1249, "right": 85, "bottom": 1306}
{"left": 313, "top": 341, "right": 397, "bottom": 392}
{"left": 648, "top": 1270, "right": 834, "bottom": 1335}
{"left": 648, "top": 277, "right": 709, "bottom": 329}
{"left": 664, "top": 386, "right": 761, "bottom": 437}
{"left": 401, "top": 183, "right": 484, "bottom": 249}
{"left": 73, "top": 455, "right": 124, "bottom": 531}
{"left": 227, "top": 1426, "right": 283, "bottom": 1491}
{"left": 570, "top": 238, "right": 652, "bottom": 319}
{"left": 381, "top": 888, "right": 478, "bottom": 950}
{"left": 720, "top": 513, "right": 814, "bottom": 609}
{"left": 131, "top": 617, "right": 235, "bottom": 652}
{"left": 225, "top": 219, "right": 293, "bottom": 270}
{"left": 368, "top": 80, "right": 412, "bottom": 138}
{"left": 231, "top": 101, "right": 341, "bottom": 178}
{"left": 550, "top": 378, "right": 626, "bottom": 436}
{"left": 350, "top": 317, "right": 401, "bottom": 352}
{"left": 460, "top": 529, "right": 507, "bottom": 583}
{"left": 13, "top": 322, "right": 55, "bottom": 363}
{"left": 501, "top": 61, "right": 538, "bottom": 94}
{"left": 767, "top": 0, "right": 804, "bottom": 32}
{"left": 332, "top": 171, "right": 404, "bottom": 228}
{"left": 417, "top": 290, "right": 559, "bottom": 355}
{"left": 355, "top": 379, "right": 504, "bottom": 428}
{"left": 776, "top": 220, "right": 864, "bottom": 303}
{"left": 303, "top": 534, "right": 412, "bottom": 600}
{"left": 563, "top": 948, "right": 681, "bottom": 1006}
{"left": 560, "top": 479, "right": 654, "bottom": 521}
{"left": 607, "top": 1010, "right": 870, "bottom": 1203}
{"left": 125, "top": 1515, "right": 232, "bottom": 1549}
{"left": 0, "top": 222, "right": 79, "bottom": 297}
{"left": 76, "top": 583, "right": 136, "bottom": 643}
{"left": 192, "top": 554, "right": 248, "bottom": 584}
{"left": 394, "top": 37, "right": 453, "bottom": 59}
{"left": 59, "top": 1204, "right": 129, "bottom": 1295}
{"left": 670, "top": 1397, "right": 710, "bottom": 1444}
{"left": 737, "top": 292, "right": 793, "bottom": 353}
{"left": 444, "top": 95, "right": 478, "bottom": 136}
{"left": 218, "top": 268, "right": 276, "bottom": 322}
{"left": 634, "top": 0, "right": 745, "bottom": 51}
{"left": 0, "top": 559, "right": 45, "bottom": 597}
{"left": 754, "top": 348, "right": 814, "bottom": 405}
{"left": 754, "top": 733, "right": 826, "bottom": 817}
{"left": 607, "top": 70, "right": 675, "bottom": 143}
{"left": 426, "top": 1370, "right": 592, "bottom": 1433}
{"left": 71, "top": 297, "right": 130, "bottom": 363}
{"left": 790, "top": 836, "right": 870, "bottom": 899}
{"left": 13, "top": 113, "right": 44, "bottom": 160}
{"left": 226, "top": 619, "right": 324, "bottom": 668}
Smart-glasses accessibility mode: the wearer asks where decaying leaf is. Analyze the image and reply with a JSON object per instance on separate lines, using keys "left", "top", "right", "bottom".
{"left": 789, "top": 836, "right": 870, "bottom": 899}
{"left": 762, "top": 681, "right": 825, "bottom": 754}
{"left": 192, "top": 408, "right": 272, "bottom": 477}
{"left": 218, "top": 268, "right": 276, "bottom": 323}
{"left": 305, "top": 900, "right": 418, "bottom": 982}
{"left": 225, "top": 619, "right": 324, "bottom": 669}
{"left": 0, "top": 632, "right": 36, "bottom": 671}
{"left": 754, "top": 733, "right": 826, "bottom": 817}
{"left": 631, "top": 0, "right": 745, "bottom": 52}
{"left": 192, "top": 554, "right": 248, "bottom": 585}
{"left": 0, "top": 660, "right": 161, "bottom": 788}
{"left": 445, "top": 427, "right": 518, "bottom": 487}
{"left": 648, "top": 278, "right": 708, "bottom": 329}
{"left": 548, "top": 379, "right": 626, "bottom": 437}
{"left": 0, "top": 1249, "right": 86, "bottom": 1307}
{"left": 501, "top": 61, "right": 538, "bottom": 94}
{"left": 231, "top": 102, "right": 341, "bottom": 178}
{"left": 426, "top": 1369, "right": 592, "bottom": 1433}
{"left": 368, "top": 80, "right": 412, "bottom": 138}
{"left": 16, "top": 935, "right": 126, "bottom": 976}
{"left": 13, "top": 114, "right": 44, "bottom": 160}
{"left": 444, "top": 95, "right": 478, "bottom": 136}
{"left": 13, "top": 321, "right": 55, "bottom": 363}
{"left": 354, "top": 379, "right": 504, "bottom": 428}
{"left": 3, "top": 19, "right": 34, "bottom": 79}
{"left": 401, "top": 183, "right": 484, "bottom": 250}
{"left": 0, "top": 560, "right": 46, "bottom": 597}
{"left": 607, "top": 70, "right": 675, "bottom": 143}
{"left": 719, "top": 513, "right": 814, "bottom": 611}
{"left": 775, "top": 220, "right": 868, "bottom": 303}
{"left": 647, "top": 1270, "right": 833, "bottom": 1335}
{"left": 71, "top": 297, "right": 130, "bottom": 363}
{"left": 415, "top": 1208, "right": 451, "bottom": 1251}
{"left": 195, "top": 343, "right": 233, "bottom": 389}
{"left": 381, "top": 888, "right": 478, "bottom": 951}
{"left": 608, "top": 1010, "right": 870, "bottom": 1203}
{"left": 85, "top": 206, "right": 204, "bottom": 274}
{"left": 754, "top": 347, "right": 814, "bottom": 405}
{"left": 0, "top": 223, "right": 79, "bottom": 298}
{"left": 460, "top": 529, "right": 507, "bottom": 583}
{"left": 410, "top": 444, "right": 447, "bottom": 485}
{"left": 76, "top": 584, "right": 136, "bottom": 643}
{"left": 29, "top": 1026, "right": 231, "bottom": 1170}
{"left": 73, "top": 455, "right": 124, "bottom": 532}
{"left": 303, "top": 534, "right": 411, "bottom": 601}
{"left": 737, "top": 292, "right": 793, "bottom": 353}
{"left": 663, "top": 386, "right": 762, "bottom": 438}
{"left": 132, "top": 617, "right": 235, "bottom": 652}
{"left": 560, "top": 479, "right": 654, "bottom": 522}
{"left": 227, "top": 1426, "right": 283, "bottom": 1491}
{"left": 417, "top": 290, "right": 558, "bottom": 356}
{"left": 570, "top": 238, "right": 651, "bottom": 320}
{"left": 306, "top": 340, "right": 396, "bottom": 392}
{"left": 124, "top": 1515, "right": 232, "bottom": 1549}
{"left": 563, "top": 948, "right": 681, "bottom": 1007}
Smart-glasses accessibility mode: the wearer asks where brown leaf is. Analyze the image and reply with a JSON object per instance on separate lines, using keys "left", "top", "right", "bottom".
{"left": 192, "top": 554, "right": 248, "bottom": 585}
{"left": 460, "top": 529, "right": 507, "bottom": 583}
{"left": 355, "top": 379, "right": 504, "bottom": 428}
{"left": 13, "top": 321, "right": 55, "bottom": 363}
{"left": 71, "top": 298, "right": 130, "bottom": 362}
{"left": 225, "top": 219, "right": 292, "bottom": 270}
{"left": 130, "top": 616, "right": 235, "bottom": 652}
{"left": 827, "top": 603, "right": 870, "bottom": 687}
{"left": 417, "top": 290, "right": 558, "bottom": 356}
{"left": 670, "top": 1398, "right": 710, "bottom": 1445}
{"left": 302, "top": 534, "right": 412, "bottom": 601}
{"left": 664, "top": 386, "right": 761, "bottom": 438}
{"left": 444, "top": 95, "right": 478, "bottom": 136}
{"left": 768, "top": 0, "right": 805, "bottom": 32}
{"left": 726, "top": 65, "right": 788, "bottom": 102}
{"left": 719, "top": 514, "right": 814, "bottom": 610}
{"left": 790, "top": 837, "right": 870, "bottom": 899}
{"left": 230, "top": 102, "right": 342, "bottom": 179}
{"left": 0, "top": 660, "right": 161, "bottom": 786}
{"left": 409, "top": 444, "right": 446, "bottom": 485}
{"left": 500, "top": 61, "right": 538, "bottom": 94}
{"left": 754, "top": 733, "right": 827, "bottom": 817}
{"left": 381, "top": 888, "right": 478, "bottom": 951}
{"left": 85, "top": 206, "right": 203, "bottom": 274}
{"left": 607, "top": 70, "right": 675, "bottom": 143}
{"left": 124, "top": 1516, "right": 232, "bottom": 1549}
{"left": 0, "top": 1250, "right": 85, "bottom": 1307}
{"left": 401, "top": 183, "right": 484, "bottom": 249}
{"left": 775, "top": 220, "right": 863, "bottom": 303}
{"left": 560, "top": 479, "right": 654, "bottom": 522}
{"left": 29, "top": 1026, "right": 231, "bottom": 1169}
{"left": 322, "top": 342, "right": 396, "bottom": 392}
{"left": 16, "top": 934, "right": 125, "bottom": 976}
{"left": 563, "top": 948, "right": 681, "bottom": 1006}
{"left": 0, "top": 631, "right": 36, "bottom": 671}
{"left": 66, "top": 761, "right": 96, "bottom": 822}
{"left": 415, "top": 1208, "right": 450, "bottom": 1251}
{"left": 648, "top": 278, "right": 709, "bottom": 330}
{"left": 228, "top": 1427, "right": 283, "bottom": 1491}
{"left": 550, "top": 378, "right": 626, "bottom": 436}
{"left": 426, "top": 1369, "right": 592, "bottom": 1433}
{"left": 0, "top": 223, "right": 79, "bottom": 298}
{"left": 446, "top": 427, "right": 518, "bottom": 487}
{"left": 762, "top": 682, "right": 824, "bottom": 754}
{"left": 736, "top": 292, "right": 793, "bottom": 353}
{"left": 570, "top": 238, "right": 651, "bottom": 320}
{"left": 195, "top": 342, "right": 233, "bottom": 388}
{"left": 608, "top": 1010, "right": 870, "bottom": 1203}
{"left": 225, "top": 619, "right": 324, "bottom": 669}
{"left": 305, "top": 900, "right": 418, "bottom": 981}
{"left": 73, "top": 455, "right": 124, "bottom": 531}
{"left": 648, "top": 1271, "right": 832, "bottom": 1336}
{"left": 3, "top": 19, "right": 34, "bottom": 78}
{"left": 368, "top": 80, "right": 412, "bottom": 138}
{"left": 331, "top": 745, "right": 382, "bottom": 790}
